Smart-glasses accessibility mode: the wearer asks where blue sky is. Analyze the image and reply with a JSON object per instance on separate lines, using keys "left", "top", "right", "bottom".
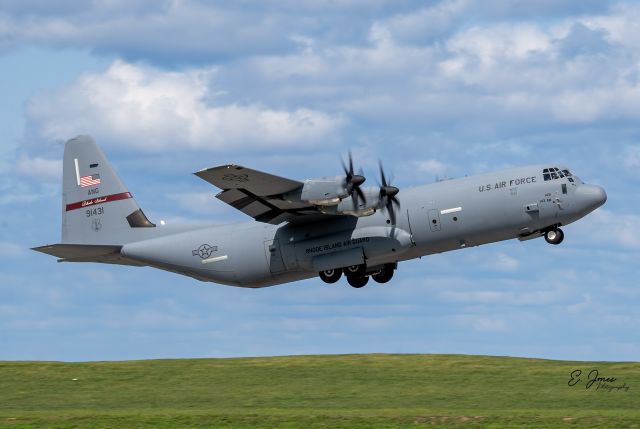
{"left": 1, "top": 0, "right": 639, "bottom": 361}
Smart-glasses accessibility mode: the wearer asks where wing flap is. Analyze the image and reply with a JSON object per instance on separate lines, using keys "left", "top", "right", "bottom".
{"left": 214, "top": 188, "right": 317, "bottom": 224}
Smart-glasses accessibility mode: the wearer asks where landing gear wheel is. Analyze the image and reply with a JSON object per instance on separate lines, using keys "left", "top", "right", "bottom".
{"left": 544, "top": 228, "right": 564, "bottom": 245}
{"left": 372, "top": 264, "right": 395, "bottom": 284}
{"left": 319, "top": 268, "right": 342, "bottom": 284}
{"left": 345, "top": 264, "right": 366, "bottom": 277}
{"left": 347, "top": 275, "right": 369, "bottom": 288}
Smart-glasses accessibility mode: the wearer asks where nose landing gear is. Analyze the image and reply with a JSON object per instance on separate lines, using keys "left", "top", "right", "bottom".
{"left": 544, "top": 228, "right": 564, "bottom": 245}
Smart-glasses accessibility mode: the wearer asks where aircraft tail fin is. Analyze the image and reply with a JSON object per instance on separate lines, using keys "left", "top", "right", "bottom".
{"left": 61, "top": 135, "right": 155, "bottom": 245}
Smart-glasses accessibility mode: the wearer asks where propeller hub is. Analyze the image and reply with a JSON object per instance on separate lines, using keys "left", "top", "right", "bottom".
{"left": 351, "top": 175, "right": 365, "bottom": 186}
{"left": 381, "top": 186, "right": 399, "bottom": 197}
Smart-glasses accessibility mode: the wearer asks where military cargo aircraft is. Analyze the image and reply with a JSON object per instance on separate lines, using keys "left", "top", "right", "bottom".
{"left": 33, "top": 136, "right": 607, "bottom": 288}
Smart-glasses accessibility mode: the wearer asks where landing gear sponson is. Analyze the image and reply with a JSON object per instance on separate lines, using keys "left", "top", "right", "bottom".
{"left": 319, "top": 263, "right": 396, "bottom": 288}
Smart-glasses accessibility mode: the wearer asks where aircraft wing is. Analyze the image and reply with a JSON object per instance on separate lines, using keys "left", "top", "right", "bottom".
{"left": 195, "top": 165, "right": 319, "bottom": 224}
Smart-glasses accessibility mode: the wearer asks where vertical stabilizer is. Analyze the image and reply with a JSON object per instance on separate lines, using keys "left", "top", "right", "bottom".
{"left": 62, "top": 135, "right": 154, "bottom": 244}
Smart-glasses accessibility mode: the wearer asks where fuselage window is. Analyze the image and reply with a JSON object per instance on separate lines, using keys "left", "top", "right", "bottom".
{"left": 561, "top": 184, "right": 567, "bottom": 194}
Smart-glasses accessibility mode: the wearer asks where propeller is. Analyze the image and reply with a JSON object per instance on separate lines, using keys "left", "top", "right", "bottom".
{"left": 342, "top": 151, "right": 366, "bottom": 211}
{"left": 378, "top": 161, "right": 400, "bottom": 224}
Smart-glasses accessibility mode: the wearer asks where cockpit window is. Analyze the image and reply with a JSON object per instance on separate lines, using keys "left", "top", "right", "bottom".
{"left": 543, "top": 167, "right": 572, "bottom": 181}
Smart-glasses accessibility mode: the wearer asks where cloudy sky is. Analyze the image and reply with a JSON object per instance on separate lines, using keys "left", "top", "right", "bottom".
{"left": 1, "top": 0, "right": 638, "bottom": 361}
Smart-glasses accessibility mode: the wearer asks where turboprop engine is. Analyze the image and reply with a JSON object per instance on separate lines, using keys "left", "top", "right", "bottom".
{"left": 282, "top": 153, "right": 401, "bottom": 223}
{"left": 282, "top": 151, "right": 367, "bottom": 206}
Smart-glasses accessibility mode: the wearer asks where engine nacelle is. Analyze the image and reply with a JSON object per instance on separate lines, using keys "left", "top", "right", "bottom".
{"left": 282, "top": 176, "right": 349, "bottom": 206}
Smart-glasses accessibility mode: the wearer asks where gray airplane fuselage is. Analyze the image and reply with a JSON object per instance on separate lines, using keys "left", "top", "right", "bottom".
{"left": 119, "top": 164, "right": 606, "bottom": 288}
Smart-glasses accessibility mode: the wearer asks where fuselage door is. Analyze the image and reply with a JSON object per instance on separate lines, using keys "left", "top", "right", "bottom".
{"left": 264, "top": 239, "right": 286, "bottom": 274}
{"left": 428, "top": 209, "right": 441, "bottom": 232}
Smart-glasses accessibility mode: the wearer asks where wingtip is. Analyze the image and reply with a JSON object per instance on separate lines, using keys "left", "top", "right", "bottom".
{"left": 194, "top": 164, "right": 240, "bottom": 175}
{"left": 31, "top": 244, "right": 52, "bottom": 252}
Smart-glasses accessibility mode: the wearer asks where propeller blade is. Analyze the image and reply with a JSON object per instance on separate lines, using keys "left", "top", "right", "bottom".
{"left": 377, "top": 161, "right": 400, "bottom": 224}
{"left": 349, "top": 152, "right": 354, "bottom": 177}
{"left": 379, "top": 161, "right": 387, "bottom": 187}
{"left": 355, "top": 186, "right": 366, "bottom": 204}
{"left": 386, "top": 199, "right": 396, "bottom": 224}
{"left": 342, "top": 151, "right": 367, "bottom": 213}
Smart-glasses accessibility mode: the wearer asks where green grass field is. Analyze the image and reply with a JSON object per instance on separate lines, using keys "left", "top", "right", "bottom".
{"left": 1, "top": 354, "right": 638, "bottom": 428}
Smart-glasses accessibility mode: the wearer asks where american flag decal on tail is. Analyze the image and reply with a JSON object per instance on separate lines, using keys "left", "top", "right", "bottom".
{"left": 80, "top": 174, "right": 101, "bottom": 187}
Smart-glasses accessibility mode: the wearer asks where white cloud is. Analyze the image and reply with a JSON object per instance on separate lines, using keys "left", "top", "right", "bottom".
{"left": 493, "top": 252, "right": 520, "bottom": 272}
{"left": 573, "top": 209, "right": 640, "bottom": 250}
{"left": 414, "top": 158, "right": 448, "bottom": 176}
{"left": 238, "top": 7, "right": 640, "bottom": 138}
{"left": 445, "top": 23, "right": 551, "bottom": 66}
{"left": 165, "top": 191, "right": 237, "bottom": 218}
{"left": 0, "top": 242, "right": 25, "bottom": 258}
{"left": 586, "top": 3, "right": 640, "bottom": 52}
{"left": 26, "top": 61, "right": 344, "bottom": 151}
{"left": 0, "top": 1, "right": 296, "bottom": 61}
{"left": 623, "top": 145, "right": 640, "bottom": 172}
{"left": 374, "top": 0, "right": 470, "bottom": 43}
{"left": 15, "top": 155, "right": 62, "bottom": 182}
{"left": 452, "top": 314, "right": 507, "bottom": 332}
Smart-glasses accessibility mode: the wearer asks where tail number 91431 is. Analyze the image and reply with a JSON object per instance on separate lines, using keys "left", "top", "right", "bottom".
{"left": 86, "top": 207, "right": 104, "bottom": 217}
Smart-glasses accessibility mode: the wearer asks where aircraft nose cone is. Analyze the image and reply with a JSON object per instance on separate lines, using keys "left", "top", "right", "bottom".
{"left": 576, "top": 184, "right": 607, "bottom": 212}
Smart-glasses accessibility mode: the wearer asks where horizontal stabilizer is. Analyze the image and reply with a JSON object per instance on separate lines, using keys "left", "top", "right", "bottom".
{"left": 32, "top": 244, "right": 144, "bottom": 266}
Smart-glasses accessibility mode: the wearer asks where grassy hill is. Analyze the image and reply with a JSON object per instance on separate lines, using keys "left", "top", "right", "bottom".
{"left": 1, "top": 354, "right": 638, "bottom": 428}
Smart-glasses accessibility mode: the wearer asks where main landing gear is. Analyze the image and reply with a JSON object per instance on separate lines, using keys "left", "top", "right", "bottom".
{"left": 319, "top": 268, "right": 342, "bottom": 283}
{"left": 347, "top": 274, "right": 369, "bottom": 288}
{"left": 319, "top": 263, "right": 396, "bottom": 288}
{"left": 544, "top": 227, "right": 564, "bottom": 245}
{"left": 372, "top": 264, "right": 395, "bottom": 283}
